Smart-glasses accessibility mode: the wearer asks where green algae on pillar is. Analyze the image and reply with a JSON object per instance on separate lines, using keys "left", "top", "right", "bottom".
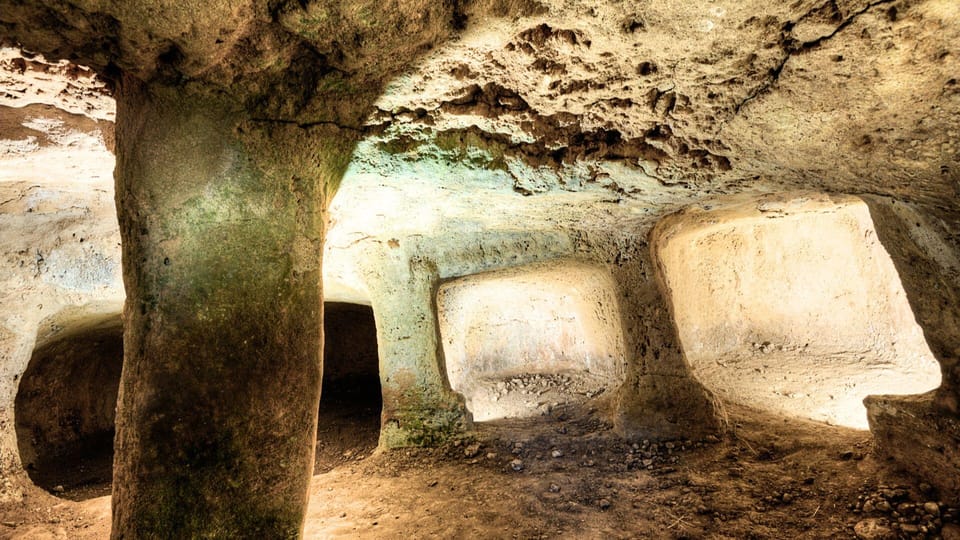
{"left": 369, "top": 254, "right": 472, "bottom": 448}
{"left": 111, "top": 77, "right": 354, "bottom": 538}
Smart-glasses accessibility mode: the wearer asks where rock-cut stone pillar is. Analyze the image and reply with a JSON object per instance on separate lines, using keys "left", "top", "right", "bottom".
{"left": 861, "top": 196, "right": 960, "bottom": 502}
{"left": 610, "top": 220, "right": 726, "bottom": 442}
{"left": 611, "top": 273, "right": 726, "bottom": 441}
{"left": 365, "top": 248, "right": 472, "bottom": 448}
{"left": 110, "top": 77, "right": 352, "bottom": 538}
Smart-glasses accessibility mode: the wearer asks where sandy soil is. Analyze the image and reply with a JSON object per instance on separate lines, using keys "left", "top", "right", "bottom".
{"left": 2, "top": 403, "right": 958, "bottom": 540}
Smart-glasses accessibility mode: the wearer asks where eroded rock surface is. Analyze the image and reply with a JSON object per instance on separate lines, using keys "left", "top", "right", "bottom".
{"left": 0, "top": 0, "right": 959, "bottom": 533}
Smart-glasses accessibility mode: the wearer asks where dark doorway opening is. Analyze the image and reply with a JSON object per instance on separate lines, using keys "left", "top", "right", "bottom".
{"left": 15, "top": 302, "right": 382, "bottom": 498}
{"left": 15, "top": 314, "right": 123, "bottom": 500}
{"left": 314, "top": 302, "right": 382, "bottom": 473}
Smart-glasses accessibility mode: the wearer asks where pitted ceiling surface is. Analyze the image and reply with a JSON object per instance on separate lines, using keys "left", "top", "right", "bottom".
{"left": 0, "top": 0, "right": 957, "bottom": 223}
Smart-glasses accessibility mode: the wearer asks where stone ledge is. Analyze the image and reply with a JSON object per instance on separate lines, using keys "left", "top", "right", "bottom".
{"left": 866, "top": 391, "right": 960, "bottom": 503}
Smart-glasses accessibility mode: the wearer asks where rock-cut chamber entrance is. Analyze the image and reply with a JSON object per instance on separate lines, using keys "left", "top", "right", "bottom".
{"left": 315, "top": 302, "right": 381, "bottom": 473}
{"left": 654, "top": 194, "right": 941, "bottom": 429}
{"left": 15, "top": 313, "right": 123, "bottom": 499}
{"left": 437, "top": 261, "right": 626, "bottom": 421}
{"left": 15, "top": 302, "right": 382, "bottom": 497}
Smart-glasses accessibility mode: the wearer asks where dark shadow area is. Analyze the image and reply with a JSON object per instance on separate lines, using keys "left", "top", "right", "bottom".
{"left": 14, "top": 303, "right": 382, "bottom": 498}
{"left": 314, "top": 302, "right": 382, "bottom": 474}
{"left": 15, "top": 315, "right": 123, "bottom": 500}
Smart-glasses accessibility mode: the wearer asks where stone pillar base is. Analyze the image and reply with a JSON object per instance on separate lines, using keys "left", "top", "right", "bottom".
{"left": 866, "top": 391, "right": 960, "bottom": 502}
{"left": 379, "top": 393, "right": 472, "bottom": 448}
{"left": 613, "top": 374, "right": 726, "bottom": 442}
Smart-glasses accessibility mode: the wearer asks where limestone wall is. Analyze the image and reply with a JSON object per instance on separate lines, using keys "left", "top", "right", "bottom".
{"left": 653, "top": 193, "right": 941, "bottom": 428}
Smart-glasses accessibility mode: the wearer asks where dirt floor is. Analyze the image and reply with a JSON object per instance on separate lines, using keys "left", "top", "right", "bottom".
{"left": 2, "top": 400, "right": 958, "bottom": 539}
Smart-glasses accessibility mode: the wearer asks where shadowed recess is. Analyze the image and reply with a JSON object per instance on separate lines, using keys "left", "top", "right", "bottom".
{"left": 15, "top": 314, "right": 122, "bottom": 499}
{"left": 437, "top": 261, "right": 627, "bottom": 421}
{"left": 315, "top": 302, "right": 382, "bottom": 473}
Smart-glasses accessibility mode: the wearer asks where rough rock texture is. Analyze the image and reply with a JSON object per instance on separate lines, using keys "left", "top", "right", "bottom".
{"left": 0, "top": 0, "right": 959, "bottom": 533}
{"left": 0, "top": 1, "right": 488, "bottom": 535}
{"left": 653, "top": 192, "right": 941, "bottom": 428}
{"left": 862, "top": 195, "right": 960, "bottom": 414}
{"left": 15, "top": 314, "right": 122, "bottom": 483}
{"left": 0, "top": 50, "right": 119, "bottom": 505}
{"left": 866, "top": 392, "right": 960, "bottom": 502}
{"left": 861, "top": 193, "right": 960, "bottom": 502}
{"left": 107, "top": 77, "right": 345, "bottom": 537}
{"left": 436, "top": 260, "right": 626, "bottom": 421}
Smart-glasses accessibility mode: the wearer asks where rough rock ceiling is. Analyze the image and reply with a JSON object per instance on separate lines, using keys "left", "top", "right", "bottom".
{"left": 320, "top": 0, "right": 960, "bottom": 303}
{"left": 1, "top": 0, "right": 958, "bottom": 320}
{"left": 2, "top": 1, "right": 958, "bottom": 215}
{"left": 358, "top": 0, "right": 959, "bottom": 205}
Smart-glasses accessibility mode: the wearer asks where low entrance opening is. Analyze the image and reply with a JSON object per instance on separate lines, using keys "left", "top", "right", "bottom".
{"left": 654, "top": 194, "right": 942, "bottom": 429}
{"left": 437, "top": 261, "right": 626, "bottom": 421}
{"left": 15, "top": 302, "right": 382, "bottom": 496}
{"left": 15, "top": 313, "right": 123, "bottom": 499}
{"left": 315, "top": 302, "right": 382, "bottom": 473}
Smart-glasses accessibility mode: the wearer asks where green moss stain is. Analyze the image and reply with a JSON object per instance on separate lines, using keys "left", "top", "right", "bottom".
{"left": 376, "top": 127, "right": 511, "bottom": 173}
{"left": 130, "top": 428, "right": 303, "bottom": 539}
{"left": 380, "top": 383, "right": 470, "bottom": 448}
{"left": 113, "top": 80, "right": 336, "bottom": 538}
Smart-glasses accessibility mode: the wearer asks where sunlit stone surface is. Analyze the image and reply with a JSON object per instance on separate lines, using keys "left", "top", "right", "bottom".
{"left": 0, "top": 0, "right": 959, "bottom": 532}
